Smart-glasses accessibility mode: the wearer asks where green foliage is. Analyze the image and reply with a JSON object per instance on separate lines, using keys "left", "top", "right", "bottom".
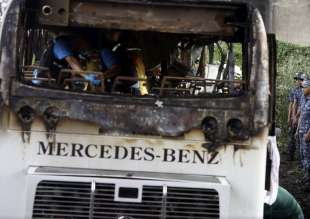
{"left": 212, "top": 41, "right": 310, "bottom": 147}
{"left": 213, "top": 42, "right": 243, "bottom": 67}
{"left": 276, "top": 41, "right": 310, "bottom": 146}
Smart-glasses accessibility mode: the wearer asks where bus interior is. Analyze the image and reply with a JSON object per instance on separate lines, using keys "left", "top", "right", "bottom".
{"left": 19, "top": 0, "right": 249, "bottom": 98}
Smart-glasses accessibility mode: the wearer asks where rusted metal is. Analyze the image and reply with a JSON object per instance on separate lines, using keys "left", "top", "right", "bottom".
{"left": 22, "top": 65, "right": 55, "bottom": 85}
{"left": 250, "top": 9, "right": 270, "bottom": 131}
{"left": 111, "top": 76, "right": 147, "bottom": 93}
{"left": 37, "top": 0, "right": 70, "bottom": 26}
{"left": 10, "top": 80, "right": 252, "bottom": 141}
{"left": 43, "top": 106, "right": 60, "bottom": 138}
{"left": 59, "top": 69, "right": 104, "bottom": 76}
{"left": 151, "top": 87, "right": 191, "bottom": 96}
{"left": 17, "top": 105, "right": 36, "bottom": 143}
{"left": 267, "top": 34, "right": 277, "bottom": 136}
{"left": 0, "top": 0, "right": 20, "bottom": 105}
{"left": 67, "top": 1, "right": 236, "bottom": 35}
{"left": 160, "top": 76, "right": 246, "bottom": 96}
{"left": 58, "top": 69, "right": 107, "bottom": 92}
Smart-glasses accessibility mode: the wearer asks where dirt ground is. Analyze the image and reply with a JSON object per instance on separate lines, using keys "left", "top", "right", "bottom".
{"left": 279, "top": 152, "right": 310, "bottom": 218}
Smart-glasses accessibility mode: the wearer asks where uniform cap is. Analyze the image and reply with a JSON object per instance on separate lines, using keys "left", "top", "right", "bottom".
{"left": 294, "top": 72, "right": 305, "bottom": 80}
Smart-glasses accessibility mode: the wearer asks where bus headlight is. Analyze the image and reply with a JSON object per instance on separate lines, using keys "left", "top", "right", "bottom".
{"left": 201, "top": 117, "right": 218, "bottom": 141}
{"left": 227, "top": 119, "right": 249, "bottom": 140}
{"left": 17, "top": 106, "right": 36, "bottom": 125}
{"left": 42, "top": 5, "right": 53, "bottom": 16}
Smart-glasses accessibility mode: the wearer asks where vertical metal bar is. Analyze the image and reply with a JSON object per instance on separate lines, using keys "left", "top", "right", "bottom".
{"left": 89, "top": 180, "right": 96, "bottom": 219}
{"left": 161, "top": 185, "right": 167, "bottom": 219}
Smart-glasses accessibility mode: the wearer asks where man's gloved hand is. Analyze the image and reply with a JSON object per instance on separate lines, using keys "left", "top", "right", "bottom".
{"left": 84, "top": 74, "right": 101, "bottom": 86}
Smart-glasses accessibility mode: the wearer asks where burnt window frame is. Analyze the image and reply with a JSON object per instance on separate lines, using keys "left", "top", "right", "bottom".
{"left": 15, "top": 0, "right": 251, "bottom": 101}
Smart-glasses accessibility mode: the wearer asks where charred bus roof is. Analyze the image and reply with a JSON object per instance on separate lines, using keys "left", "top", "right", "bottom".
{"left": 24, "top": 0, "right": 249, "bottom": 41}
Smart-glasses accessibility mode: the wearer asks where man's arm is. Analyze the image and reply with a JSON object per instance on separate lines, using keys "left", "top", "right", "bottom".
{"left": 288, "top": 90, "right": 294, "bottom": 125}
{"left": 53, "top": 38, "right": 88, "bottom": 77}
{"left": 54, "top": 37, "right": 81, "bottom": 71}
{"left": 295, "top": 109, "right": 301, "bottom": 138}
{"left": 288, "top": 102, "right": 293, "bottom": 124}
{"left": 292, "top": 100, "right": 297, "bottom": 117}
{"left": 65, "top": 56, "right": 84, "bottom": 74}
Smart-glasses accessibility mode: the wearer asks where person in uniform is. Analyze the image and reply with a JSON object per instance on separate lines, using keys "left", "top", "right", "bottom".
{"left": 287, "top": 72, "right": 305, "bottom": 161}
{"left": 299, "top": 78, "right": 310, "bottom": 183}
{"left": 296, "top": 74, "right": 308, "bottom": 169}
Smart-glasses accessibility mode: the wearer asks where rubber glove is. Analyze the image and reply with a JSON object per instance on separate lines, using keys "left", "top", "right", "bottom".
{"left": 84, "top": 74, "right": 101, "bottom": 86}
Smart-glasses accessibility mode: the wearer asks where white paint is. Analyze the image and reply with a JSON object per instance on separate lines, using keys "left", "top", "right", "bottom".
{"left": 0, "top": 112, "right": 268, "bottom": 218}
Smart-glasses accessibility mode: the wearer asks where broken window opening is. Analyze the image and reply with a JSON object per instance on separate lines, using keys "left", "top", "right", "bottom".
{"left": 20, "top": 27, "right": 247, "bottom": 98}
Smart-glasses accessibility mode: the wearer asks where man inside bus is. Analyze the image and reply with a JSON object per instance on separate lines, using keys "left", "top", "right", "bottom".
{"left": 32, "top": 30, "right": 125, "bottom": 90}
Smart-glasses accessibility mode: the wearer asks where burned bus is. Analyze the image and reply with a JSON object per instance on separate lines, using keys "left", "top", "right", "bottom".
{"left": 0, "top": 0, "right": 276, "bottom": 218}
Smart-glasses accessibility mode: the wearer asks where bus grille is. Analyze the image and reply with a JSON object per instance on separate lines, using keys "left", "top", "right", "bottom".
{"left": 32, "top": 181, "right": 91, "bottom": 218}
{"left": 32, "top": 180, "right": 220, "bottom": 219}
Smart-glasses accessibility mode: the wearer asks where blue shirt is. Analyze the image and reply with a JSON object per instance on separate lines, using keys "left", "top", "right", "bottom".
{"left": 52, "top": 36, "right": 119, "bottom": 70}
{"left": 300, "top": 94, "right": 306, "bottom": 111}
{"left": 299, "top": 96, "right": 310, "bottom": 134}
{"left": 53, "top": 36, "right": 74, "bottom": 60}
{"left": 293, "top": 87, "right": 303, "bottom": 107}
{"left": 100, "top": 48, "right": 120, "bottom": 70}
{"left": 288, "top": 88, "right": 295, "bottom": 103}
